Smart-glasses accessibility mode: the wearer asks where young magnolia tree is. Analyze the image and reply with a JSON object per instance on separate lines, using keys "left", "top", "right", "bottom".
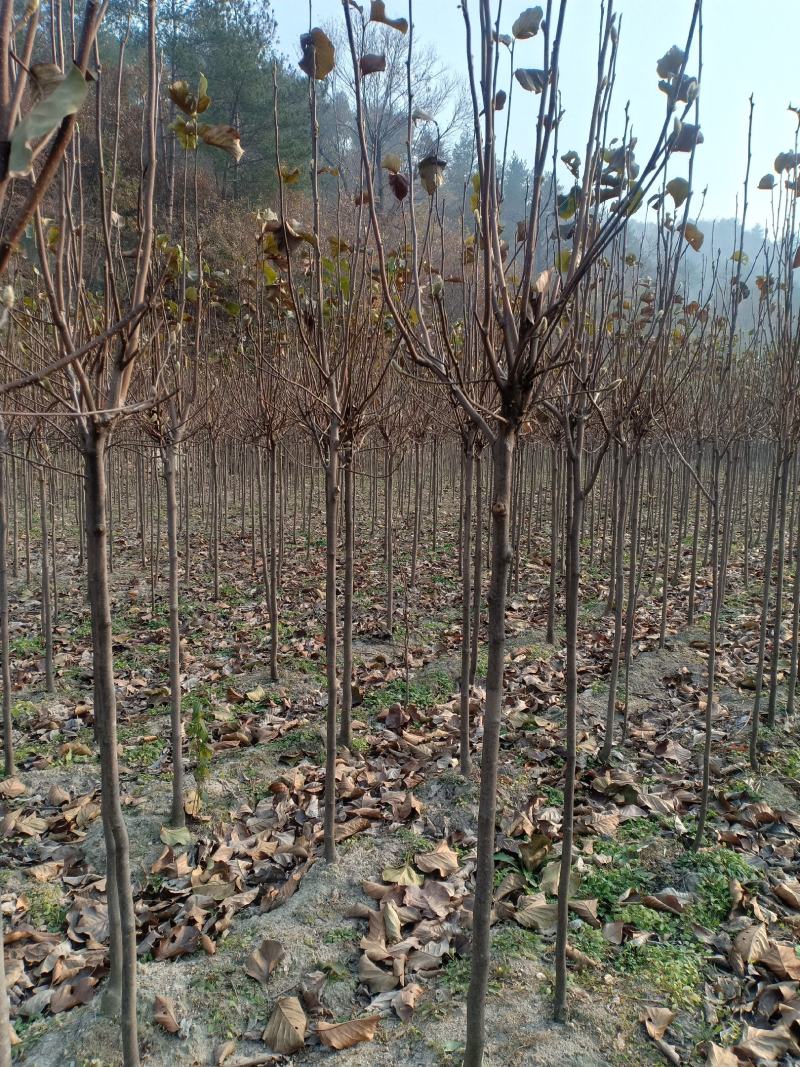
{"left": 337, "top": 0, "right": 702, "bottom": 1058}
{"left": 0, "top": 3, "right": 244, "bottom": 1061}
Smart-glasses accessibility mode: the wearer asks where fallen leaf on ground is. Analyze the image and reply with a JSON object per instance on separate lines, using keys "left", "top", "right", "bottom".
{"left": 382, "top": 860, "right": 423, "bottom": 887}
{"left": 160, "top": 824, "right": 191, "bottom": 847}
{"left": 245, "top": 939, "right": 285, "bottom": 985}
{"left": 316, "top": 1015, "right": 380, "bottom": 1050}
{"left": 153, "top": 994, "right": 180, "bottom": 1034}
{"left": 642, "top": 1004, "right": 675, "bottom": 1040}
{"left": 414, "top": 840, "right": 459, "bottom": 876}
{"left": 262, "top": 996, "right": 306, "bottom": 1054}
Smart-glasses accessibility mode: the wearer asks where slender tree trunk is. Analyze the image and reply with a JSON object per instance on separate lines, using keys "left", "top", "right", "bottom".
{"left": 257, "top": 448, "right": 270, "bottom": 606}
{"left": 554, "top": 418, "right": 585, "bottom": 1022}
{"left": 137, "top": 453, "right": 146, "bottom": 567}
{"left": 546, "top": 445, "right": 560, "bottom": 644}
{"left": 787, "top": 482, "right": 800, "bottom": 719}
{"left": 211, "top": 440, "right": 219, "bottom": 600}
{"left": 0, "top": 906, "right": 11, "bottom": 1067}
{"left": 718, "top": 449, "right": 738, "bottom": 606}
{"left": 621, "top": 451, "right": 643, "bottom": 743}
{"left": 50, "top": 489, "right": 58, "bottom": 625}
{"left": 695, "top": 450, "right": 721, "bottom": 848}
{"left": 268, "top": 444, "right": 279, "bottom": 682}
{"left": 687, "top": 442, "right": 703, "bottom": 625}
{"left": 600, "top": 446, "right": 628, "bottom": 763}
{"left": 767, "top": 450, "right": 791, "bottom": 725}
{"left": 459, "top": 438, "right": 474, "bottom": 775}
{"left": 84, "top": 431, "right": 140, "bottom": 1066}
{"left": 659, "top": 466, "right": 673, "bottom": 648}
{"left": 340, "top": 447, "right": 354, "bottom": 747}
{"left": 23, "top": 459, "right": 31, "bottom": 586}
{"left": 0, "top": 436, "right": 12, "bottom": 776}
{"left": 323, "top": 416, "right": 340, "bottom": 864}
{"left": 149, "top": 454, "right": 157, "bottom": 616}
{"left": 385, "top": 446, "right": 394, "bottom": 636}
{"left": 10, "top": 442, "right": 17, "bottom": 580}
{"left": 605, "top": 444, "right": 619, "bottom": 614}
{"left": 163, "top": 438, "right": 185, "bottom": 830}
{"left": 38, "top": 466, "right": 54, "bottom": 693}
{"left": 183, "top": 449, "right": 190, "bottom": 589}
{"left": 470, "top": 449, "right": 483, "bottom": 684}
{"left": 107, "top": 450, "right": 114, "bottom": 574}
{"left": 464, "top": 426, "right": 514, "bottom": 1067}
{"left": 751, "top": 451, "right": 781, "bottom": 767}
{"left": 411, "top": 440, "right": 422, "bottom": 587}
{"left": 431, "top": 439, "right": 439, "bottom": 553}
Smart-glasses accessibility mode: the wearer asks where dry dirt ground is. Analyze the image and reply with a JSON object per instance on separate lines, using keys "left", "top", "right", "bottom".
{"left": 3, "top": 515, "right": 800, "bottom": 1067}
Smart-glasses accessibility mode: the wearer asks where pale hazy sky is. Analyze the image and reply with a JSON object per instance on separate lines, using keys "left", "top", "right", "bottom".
{"left": 273, "top": 0, "right": 800, "bottom": 224}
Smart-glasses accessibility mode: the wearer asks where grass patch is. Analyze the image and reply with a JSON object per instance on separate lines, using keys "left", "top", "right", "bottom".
{"left": 677, "top": 846, "right": 754, "bottom": 929}
{"left": 362, "top": 671, "right": 452, "bottom": 716}
{"left": 616, "top": 941, "right": 704, "bottom": 1010}
{"left": 581, "top": 842, "right": 653, "bottom": 918}
{"left": 323, "top": 926, "right": 358, "bottom": 945}
{"left": 571, "top": 925, "right": 608, "bottom": 961}
{"left": 615, "top": 904, "right": 677, "bottom": 935}
{"left": 397, "top": 826, "right": 436, "bottom": 858}
{"left": 268, "top": 726, "right": 324, "bottom": 762}
{"left": 117, "top": 725, "right": 165, "bottom": 768}
{"left": 25, "top": 883, "right": 67, "bottom": 932}
{"left": 492, "top": 924, "right": 541, "bottom": 961}
{"left": 441, "top": 955, "right": 471, "bottom": 996}
{"left": 541, "top": 785, "right": 564, "bottom": 806}
{"left": 10, "top": 635, "right": 41, "bottom": 656}
{"left": 290, "top": 656, "right": 325, "bottom": 680}
{"left": 192, "top": 967, "right": 269, "bottom": 1038}
{"left": 766, "top": 743, "right": 800, "bottom": 779}
{"left": 12, "top": 700, "right": 37, "bottom": 726}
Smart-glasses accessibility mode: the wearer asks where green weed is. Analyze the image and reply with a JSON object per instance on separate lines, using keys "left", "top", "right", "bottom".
{"left": 10, "top": 635, "right": 41, "bottom": 656}
{"left": 268, "top": 726, "right": 324, "bottom": 761}
{"left": 616, "top": 942, "right": 704, "bottom": 1010}
{"left": 323, "top": 926, "right": 358, "bottom": 945}
{"left": 25, "top": 883, "right": 67, "bottom": 932}
{"left": 186, "top": 693, "right": 213, "bottom": 787}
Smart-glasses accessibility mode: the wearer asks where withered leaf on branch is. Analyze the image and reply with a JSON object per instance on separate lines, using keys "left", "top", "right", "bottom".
{"left": 514, "top": 68, "right": 548, "bottom": 93}
{"left": 370, "top": 1, "right": 408, "bottom": 33}
{"left": 8, "top": 64, "right": 89, "bottom": 178}
{"left": 360, "top": 53, "right": 386, "bottom": 76}
{"left": 512, "top": 7, "right": 544, "bottom": 39}
{"left": 418, "top": 155, "right": 447, "bottom": 196}
{"left": 388, "top": 172, "right": 410, "bottom": 201}
{"left": 298, "top": 28, "right": 335, "bottom": 79}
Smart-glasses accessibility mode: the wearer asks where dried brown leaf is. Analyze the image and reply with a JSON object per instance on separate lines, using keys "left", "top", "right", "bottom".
{"left": 414, "top": 840, "right": 459, "bottom": 877}
{"left": 245, "top": 939, "right": 285, "bottom": 985}
{"left": 262, "top": 996, "right": 306, "bottom": 1054}
{"left": 153, "top": 994, "right": 180, "bottom": 1035}
{"left": 317, "top": 1015, "right": 380, "bottom": 1050}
